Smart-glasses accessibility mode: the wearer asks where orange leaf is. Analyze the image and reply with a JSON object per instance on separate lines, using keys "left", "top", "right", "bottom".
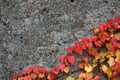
{"left": 38, "top": 73, "right": 44, "bottom": 79}
{"left": 88, "top": 48, "right": 97, "bottom": 56}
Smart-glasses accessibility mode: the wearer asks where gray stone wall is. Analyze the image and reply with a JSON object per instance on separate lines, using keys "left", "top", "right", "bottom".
{"left": 0, "top": 0, "right": 120, "bottom": 80}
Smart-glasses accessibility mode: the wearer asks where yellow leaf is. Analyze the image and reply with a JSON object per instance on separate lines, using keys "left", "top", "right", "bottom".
{"left": 101, "top": 65, "right": 108, "bottom": 73}
{"left": 107, "top": 57, "right": 115, "bottom": 67}
{"left": 84, "top": 64, "right": 93, "bottom": 73}
{"left": 106, "top": 68, "right": 112, "bottom": 78}
{"left": 115, "top": 49, "right": 120, "bottom": 59}
{"left": 101, "top": 65, "right": 112, "bottom": 78}
{"left": 66, "top": 76, "right": 75, "bottom": 80}
{"left": 64, "top": 67, "right": 69, "bottom": 73}
{"left": 115, "top": 32, "right": 120, "bottom": 40}
{"left": 78, "top": 77, "right": 83, "bottom": 80}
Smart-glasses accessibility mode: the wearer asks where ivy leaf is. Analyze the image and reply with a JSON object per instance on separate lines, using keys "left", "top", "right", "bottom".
{"left": 29, "top": 72, "right": 37, "bottom": 79}
{"left": 58, "top": 64, "right": 66, "bottom": 71}
{"left": 81, "top": 43, "right": 86, "bottom": 50}
{"left": 101, "top": 65, "right": 112, "bottom": 78}
{"left": 115, "top": 17, "right": 120, "bottom": 23}
{"left": 93, "top": 26, "right": 100, "bottom": 34}
{"left": 100, "top": 58, "right": 106, "bottom": 63}
{"left": 94, "top": 40, "right": 102, "bottom": 47}
{"left": 24, "top": 76, "right": 32, "bottom": 80}
{"left": 12, "top": 74, "right": 18, "bottom": 80}
{"left": 110, "top": 38, "right": 118, "bottom": 48}
{"left": 33, "top": 66, "right": 41, "bottom": 74}
{"left": 107, "top": 57, "right": 115, "bottom": 67}
{"left": 38, "top": 73, "right": 44, "bottom": 79}
{"left": 74, "top": 42, "right": 81, "bottom": 48}
{"left": 18, "top": 77, "right": 24, "bottom": 80}
{"left": 105, "top": 42, "right": 115, "bottom": 51}
{"left": 79, "top": 72, "right": 93, "bottom": 80}
{"left": 60, "top": 54, "right": 67, "bottom": 63}
{"left": 98, "top": 24, "right": 107, "bottom": 31}
{"left": 25, "top": 67, "right": 33, "bottom": 74}
{"left": 112, "top": 71, "right": 118, "bottom": 78}
{"left": 86, "top": 43, "right": 93, "bottom": 49}
{"left": 67, "top": 56, "right": 75, "bottom": 64}
{"left": 64, "top": 67, "right": 69, "bottom": 73}
{"left": 115, "top": 32, "right": 120, "bottom": 40}
{"left": 78, "top": 73, "right": 87, "bottom": 79}
{"left": 84, "top": 64, "right": 93, "bottom": 73}
{"left": 92, "top": 36, "right": 99, "bottom": 42}
{"left": 93, "top": 76, "right": 100, "bottom": 80}
{"left": 78, "top": 63, "right": 85, "bottom": 69}
{"left": 75, "top": 49, "right": 83, "bottom": 55}
{"left": 81, "top": 57, "right": 88, "bottom": 63}
{"left": 98, "top": 32, "right": 109, "bottom": 42}
{"left": 101, "top": 65, "right": 107, "bottom": 73}
{"left": 52, "top": 67, "right": 59, "bottom": 74}
{"left": 67, "top": 47, "right": 74, "bottom": 53}
{"left": 93, "top": 63, "right": 99, "bottom": 68}
{"left": 88, "top": 48, "right": 97, "bottom": 56}
{"left": 66, "top": 76, "right": 75, "bottom": 80}
{"left": 115, "top": 49, "right": 120, "bottom": 59}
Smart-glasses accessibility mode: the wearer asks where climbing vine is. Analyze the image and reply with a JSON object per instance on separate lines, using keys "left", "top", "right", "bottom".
{"left": 12, "top": 17, "right": 120, "bottom": 80}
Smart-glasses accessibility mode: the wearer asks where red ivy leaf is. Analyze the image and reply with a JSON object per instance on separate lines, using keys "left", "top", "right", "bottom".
{"left": 110, "top": 38, "right": 118, "bottom": 48}
{"left": 24, "top": 76, "right": 32, "bottom": 80}
{"left": 52, "top": 67, "right": 59, "bottom": 74}
{"left": 106, "top": 20, "right": 114, "bottom": 27}
{"left": 98, "top": 32, "right": 109, "bottom": 42}
{"left": 93, "top": 76, "right": 100, "bottom": 80}
{"left": 92, "top": 36, "right": 99, "bottom": 42}
{"left": 86, "top": 43, "right": 93, "bottom": 49}
{"left": 25, "top": 67, "right": 33, "bottom": 74}
{"left": 78, "top": 63, "right": 85, "bottom": 69}
{"left": 12, "top": 74, "right": 18, "bottom": 80}
{"left": 60, "top": 54, "right": 67, "bottom": 63}
{"left": 81, "top": 57, "right": 88, "bottom": 63}
{"left": 19, "top": 71, "right": 26, "bottom": 76}
{"left": 98, "top": 24, "right": 107, "bottom": 31}
{"left": 94, "top": 40, "right": 102, "bottom": 47}
{"left": 33, "top": 66, "right": 41, "bottom": 74}
{"left": 112, "top": 71, "right": 118, "bottom": 78}
{"left": 67, "top": 47, "right": 74, "bottom": 53}
{"left": 67, "top": 56, "right": 75, "bottom": 64}
{"left": 75, "top": 49, "right": 83, "bottom": 55}
{"left": 58, "top": 64, "right": 66, "bottom": 71}
{"left": 115, "top": 17, "right": 120, "bottom": 23}
{"left": 74, "top": 42, "right": 81, "bottom": 48}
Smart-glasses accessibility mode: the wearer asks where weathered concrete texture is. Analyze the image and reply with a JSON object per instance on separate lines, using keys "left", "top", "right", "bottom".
{"left": 0, "top": 0, "right": 120, "bottom": 80}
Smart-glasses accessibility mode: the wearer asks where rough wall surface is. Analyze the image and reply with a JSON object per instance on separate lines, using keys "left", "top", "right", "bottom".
{"left": 0, "top": 0, "right": 120, "bottom": 80}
